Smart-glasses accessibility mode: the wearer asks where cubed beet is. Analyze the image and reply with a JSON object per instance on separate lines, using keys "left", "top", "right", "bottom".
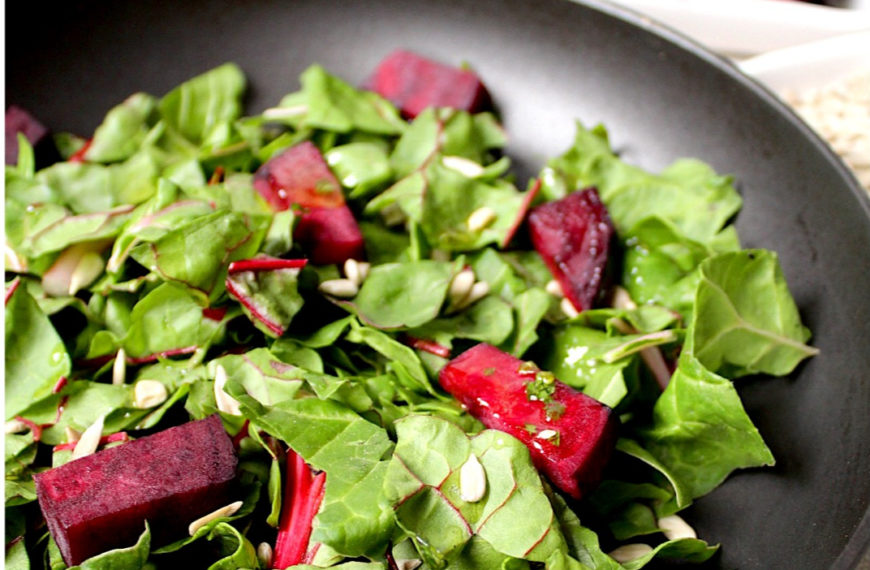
{"left": 5, "top": 105, "right": 58, "bottom": 166}
{"left": 528, "top": 188, "right": 614, "bottom": 313}
{"left": 439, "top": 343, "right": 618, "bottom": 499}
{"left": 254, "top": 141, "right": 365, "bottom": 265}
{"left": 366, "top": 50, "right": 491, "bottom": 118}
{"left": 34, "top": 415, "right": 238, "bottom": 566}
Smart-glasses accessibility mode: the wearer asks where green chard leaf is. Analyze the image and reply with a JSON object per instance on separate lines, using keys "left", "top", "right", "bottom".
{"left": 5, "top": 283, "right": 71, "bottom": 419}
{"left": 158, "top": 62, "right": 246, "bottom": 145}
{"left": 639, "top": 352, "right": 775, "bottom": 501}
{"left": 85, "top": 93, "right": 158, "bottom": 163}
{"left": 690, "top": 249, "right": 818, "bottom": 378}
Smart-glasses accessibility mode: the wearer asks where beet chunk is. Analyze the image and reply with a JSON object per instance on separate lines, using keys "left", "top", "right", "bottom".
{"left": 254, "top": 141, "right": 365, "bottom": 265}
{"left": 439, "top": 343, "right": 618, "bottom": 499}
{"left": 5, "top": 105, "right": 59, "bottom": 166}
{"left": 367, "top": 50, "right": 491, "bottom": 118}
{"left": 528, "top": 187, "right": 614, "bottom": 313}
{"left": 34, "top": 415, "right": 237, "bottom": 566}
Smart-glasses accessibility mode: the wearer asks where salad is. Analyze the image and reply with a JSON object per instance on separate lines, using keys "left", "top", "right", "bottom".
{"left": 4, "top": 51, "right": 818, "bottom": 569}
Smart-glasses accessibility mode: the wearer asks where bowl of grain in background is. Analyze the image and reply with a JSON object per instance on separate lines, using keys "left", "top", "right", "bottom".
{"left": 740, "top": 30, "right": 870, "bottom": 191}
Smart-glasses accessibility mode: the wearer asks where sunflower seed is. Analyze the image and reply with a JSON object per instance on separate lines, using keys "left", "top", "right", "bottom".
{"left": 343, "top": 258, "right": 370, "bottom": 287}
{"left": 257, "top": 542, "right": 273, "bottom": 567}
{"left": 112, "top": 348, "right": 126, "bottom": 385}
{"left": 134, "top": 380, "right": 168, "bottom": 409}
{"left": 459, "top": 453, "right": 487, "bottom": 503}
{"left": 545, "top": 279, "right": 564, "bottom": 297}
{"left": 608, "top": 543, "right": 653, "bottom": 563}
{"left": 188, "top": 500, "right": 243, "bottom": 536}
{"left": 560, "top": 297, "right": 580, "bottom": 319}
{"left": 214, "top": 365, "right": 242, "bottom": 416}
{"left": 5, "top": 418, "right": 28, "bottom": 434}
{"left": 442, "top": 155, "right": 485, "bottom": 178}
{"left": 658, "top": 514, "right": 697, "bottom": 540}
{"left": 72, "top": 415, "right": 105, "bottom": 460}
{"left": 318, "top": 278, "right": 359, "bottom": 298}
{"left": 448, "top": 269, "right": 476, "bottom": 308}
{"left": 466, "top": 206, "right": 497, "bottom": 232}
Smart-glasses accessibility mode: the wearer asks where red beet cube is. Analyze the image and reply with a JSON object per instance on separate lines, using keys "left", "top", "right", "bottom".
{"left": 254, "top": 141, "right": 365, "bottom": 265}
{"left": 34, "top": 415, "right": 238, "bottom": 566}
{"left": 367, "top": 50, "right": 491, "bottom": 118}
{"left": 439, "top": 343, "right": 618, "bottom": 499}
{"left": 528, "top": 188, "right": 614, "bottom": 313}
{"left": 5, "top": 105, "right": 52, "bottom": 165}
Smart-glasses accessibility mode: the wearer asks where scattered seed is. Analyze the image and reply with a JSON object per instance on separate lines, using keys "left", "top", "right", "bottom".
{"left": 545, "top": 279, "right": 564, "bottom": 297}
{"left": 343, "top": 258, "right": 370, "bottom": 287}
{"left": 608, "top": 543, "right": 654, "bottom": 563}
{"left": 465, "top": 281, "right": 490, "bottom": 306}
{"left": 395, "top": 559, "right": 423, "bottom": 570}
{"left": 134, "top": 380, "right": 169, "bottom": 409}
{"left": 466, "top": 206, "right": 497, "bottom": 232}
{"left": 188, "top": 500, "right": 243, "bottom": 536}
{"left": 64, "top": 426, "right": 81, "bottom": 444}
{"left": 214, "top": 365, "right": 242, "bottom": 416}
{"left": 611, "top": 286, "right": 637, "bottom": 310}
{"left": 560, "top": 297, "right": 580, "bottom": 319}
{"left": 112, "top": 348, "right": 126, "bottom": 386}
{"left": 448, "top": 269, "right": 476, "bottom": 308}
{"left": 459, "top": 453, "right": 487, "bottom": 503}
{"left": 318, "top": 278, "right": 359, "bottom": 298}
{"left": 658, "top": 514, "right": 697, "bottom": 540}
{"left": 72, "top": 415, "right": 105, "bottom": 460}
{"left": 442, "top": 155, "right": 485, "bottom": 178}
{"left": 5, "top": 418, "right": 28, "bottom": 434}
{"left": 262, "top": 104, "right": 308, "bottom": 120}
{"left": 256, "top": 542, "right": 273, "bottom": 568}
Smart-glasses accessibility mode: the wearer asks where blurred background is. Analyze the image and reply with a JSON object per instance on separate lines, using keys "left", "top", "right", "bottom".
{"left": 608, "top": 0, "right": 870, "bottom": 191}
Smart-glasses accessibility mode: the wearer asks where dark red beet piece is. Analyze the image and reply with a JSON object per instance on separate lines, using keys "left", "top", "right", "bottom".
{"left": 439, "top": 343, "right": 618, "bottom": 499}
{"left": 254, "top": 141, "right": 365, "bottom": 265}
{"left": 528, "top": 187, "right": 614, "bottom": 313}
{"left": 5, "top": 105, "right": 58, "bottom": 166}
{"left": 34, "top": 415, "right": 237, "bottom": 566}
{"left": 367, "top": 50, "right": 491, "bottom": 118}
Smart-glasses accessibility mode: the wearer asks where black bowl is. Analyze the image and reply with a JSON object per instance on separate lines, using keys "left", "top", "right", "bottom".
{"left": 7, "top": 0, "right": 870, "bottom": 567}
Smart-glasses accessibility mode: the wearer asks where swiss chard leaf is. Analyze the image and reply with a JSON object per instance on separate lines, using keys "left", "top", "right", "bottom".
{"left": 158, "top": 63, "right": 246, "bottom": 145}
{"left": 85, "top": 93, "right": 158, "bottom": 163}
{"left": 690, "top": 249, "right": 818, "bottom": 378}
{"left": 639, "top": 352, "right": 775, "bottom": 500}
{"left": 5, "top": 284, "right": 71, "bottom": 419}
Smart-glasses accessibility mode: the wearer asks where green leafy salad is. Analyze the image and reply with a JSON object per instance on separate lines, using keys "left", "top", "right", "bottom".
{"left": 4, "top": 55, "right": 818, "bottom": 570}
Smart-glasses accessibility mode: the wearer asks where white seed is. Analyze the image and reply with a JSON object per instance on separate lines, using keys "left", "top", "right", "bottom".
{"left": 64, "top": 426, "right": 81, "bottom": 444}
{"left": 72, "top": 415, "right": 105, "bottom": 460}
{"left": 395, "top": 559, "right": 423, "bottom": 570}
{"left": 466, "top": 206, "right": 497, "bottom": 232}
{"left": 256, "top": 542, "right": 273, "bottom": 568}
{"left": 343, "top": 258, "right": 370, "bottom": 287}
{"left": 608, "top": 543, "right": 654, "bottom": 563}
{"left": 459, "top": 453, "right": 487, "bottom": 503}
{"left": 262, "top": 104, "right": 308, "bottom": 119}
{"left": 188, "top": 500, "right": 243, "bottom": 536}
{"left": 442, "top": 155, "right": 485, "bottom": 178}
{"left": 464, "top": 281, "right": 490, "bottom": 306}
{"left": 448, "top": 269, "right": 476, "bottom": 307}
{"left": 560, "top": 297, "right": 580, "bottom": 319}
{"left": 134, "top": 380, "right": 168, "bottom": 409}
{"left": 112, "top": 348, "right": 126, "bottom": 385}
{"left": 545, "top": 279, "right": 564, "bottom": 297}
{"left": 214, "top": 365, "right": 242, "bottom": 416}
{"left": 611, "top": 285, "right": 637, "bottom": 310}
{"left": 5, "top": 418, "right": 28, "bottom": 434}
{"left": 536, "top": 429, "right": 559, "bottom": 442}
{"left": 318, "top": 278, "right": 359, "bottom": 298}
{"left": 658, "top": 514, "right": 697, "bottom": 540}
